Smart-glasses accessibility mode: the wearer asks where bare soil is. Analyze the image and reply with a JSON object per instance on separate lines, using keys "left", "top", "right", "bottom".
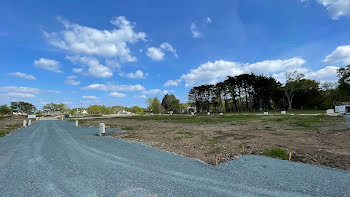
{"left": 0, "top": 115, "right": 29, "bottom": 137}
{"left": 78, "top": 115, "right": 350, "bottom": 171}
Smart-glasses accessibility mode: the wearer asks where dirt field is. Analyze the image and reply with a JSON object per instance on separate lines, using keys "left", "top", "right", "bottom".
{"left": 79, "top": 114, "right": 350, "bottom": 170}
{"left": 0, "top": 116, "right": 29, "bottom": 137}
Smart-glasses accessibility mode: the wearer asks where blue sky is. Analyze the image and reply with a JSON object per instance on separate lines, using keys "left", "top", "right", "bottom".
{"left": 1, "top": 0, "right": 350, "bottom": 108}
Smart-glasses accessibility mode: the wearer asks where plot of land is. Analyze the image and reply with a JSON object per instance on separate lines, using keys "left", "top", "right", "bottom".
{"left": 0, "top": 116, "right": 28, "bottom": 137}
{"left": 78, "top": 114, "right": 350, "bottom": 170}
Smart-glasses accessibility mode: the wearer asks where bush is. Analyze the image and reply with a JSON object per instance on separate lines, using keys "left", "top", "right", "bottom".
{"left": 263, "top": 147, "right": 287, "bottom": 160}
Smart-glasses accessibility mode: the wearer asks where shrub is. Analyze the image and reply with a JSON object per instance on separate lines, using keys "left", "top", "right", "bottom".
{"left": 263, "top": 147, "right": 287, "bottom": 160}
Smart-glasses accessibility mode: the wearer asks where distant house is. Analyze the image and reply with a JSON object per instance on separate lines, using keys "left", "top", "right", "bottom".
{"left": 77, "top": 110, "right": 88, "bottom": 115}
{"left": 334, "top": 102, "right": 350, "bottom": 114}
{"left": 12, "top": 109, "right": 26, "bottom": 116}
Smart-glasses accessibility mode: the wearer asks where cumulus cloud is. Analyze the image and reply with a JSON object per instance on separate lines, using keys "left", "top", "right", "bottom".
{"left": 134, "top": 95, "right": 147, "bottom": 99}
{"left": 67, "top": 56, "right": 113, "bottom": 78}
{"left": 305, "top": 66, "right": 339, "bottom": 82}
{"left": 47, "top": 90, "right": 61, "bottom": 94}
{"left": 44, "top": 16, "right": 146, "bottom": 61}
{"left": 64, "top": 75, "right": 81, "bottom": 86}
{"left": 142, "top": 89, "right": 169, "bottom": 95}
{"left": 7, "top": 92, "right": 36, "bottom": 98}
{"left": 164, "top": 79, "right": 181, "bottom": 87}
{"left": 109, "top": 92, "right": 126, "bottom": 98}
{"left": 72, "top": 68, "right": 83, "bottom": 73}
{"left": 316, "top": 0, "right": 350, "bottom": 19}
{"left": 324, "top": 45, "right": 350, "bottom": 65}
{"left": 82, "top": 96, "right": 98, "bottom": 100}
{"left": 34, "top": 58, "right": 62, "bottom": 73}
{"left": 0, "top": 86, "right": 41, "bottom": 98}
{"left": 120, "top": 70, "right": 146, "bottom": 79}
{"left": 8, "top": 72, "right": 36, "bottom": 80}
{"left": 190, "top": 22, "right": 201, "bottom": 38}
{"left": 82, "top": 84, "right": 107, "bottom": 91}
{"left": 146, "top": 42, "right": 178, "bottom": 61}
{"left": 180, "top": 60, "right": 246, "bottom": 87}
{"left": 107, "top": 84, "right": 145, "bottom": 92}
{"left": 166, "top": 57, "right": 340, "bottom": 87}
{"left": 146, "top": 47, "right": 165, "bottom": 61}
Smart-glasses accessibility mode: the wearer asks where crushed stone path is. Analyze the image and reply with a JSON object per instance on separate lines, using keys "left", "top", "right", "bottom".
{"left": 0, "top": 120, "right": 349, "bottom": 197}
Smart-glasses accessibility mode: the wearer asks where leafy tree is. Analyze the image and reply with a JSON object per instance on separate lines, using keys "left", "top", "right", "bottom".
{"left": 151, "top": 97, "right": 162, "bottom": 113}
{"left": 10, "top": 101, "right": 36, "bottom": 114}
{"left": 42, "top": 103, "right": 68, "bottom": 113}
{"left": 0, "top": 105, "right": 11, "bottom": 115}
{"left": 337, "top": 65, "right": 350, "bottom": 99}
{"left": 179, "top": 103, "right": 189, "bottom": 113}
{"left": 127, "top": 106, "right": 145, "bottom": 114}
{"left": 161, "top": 94, "right": 180, "bottom": 113}
{"left": 284, "top": 72, "right": 305, "bottom": 110}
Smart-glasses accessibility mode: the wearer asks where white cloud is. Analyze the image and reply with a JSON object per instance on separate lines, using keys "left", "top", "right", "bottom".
{"left": 47, "top": 90, "right": 61, "bottom": 93}
{"left": 305, "top": 66, "right": 340, "bottom": 82}
{"left": 316, "top": 0, "right": 350, "bottom": 19}
{"left": 0, "top": 86, "right": 40, "bottom": 98}
{"left": 82, "top": 84, "right": 107, "bottom": 91}
{"left": 82, "top": 96, "right": 98, "bottom": 100}
{"left": 324, "top": 45, "right": 350, "bottom": 65}
{"left": 134, "top": 95, "right": 147, "bottom": 99}
{"left": 168, "top": 57, "right": 339, "bottom": 87}
{"left": 142, "top": 89, "right": 169, "bottom": 95}
{"left": 191, "top": 22, "right": 201, "bottom": 38}
{"left": 109, "top": 92, "right": 126, "bottom": 98}
{"left": 247, "top": 57, "right": 306, "bottom": 74}
{"left": 204, "top": 17, "right": 212, "bottom": 24}
{"left": 107, "top": 84, "right": 145, "bottom": 92}
{"left": 44, "top": 16, "right": 146, "bottom": 61}
{"left": 67, "top": 56, "right": 113, "bottom": 78}
{"left": 146, "top": 47, "right": 164, "bottom": 61}
{"left": 7, "top": 92, "right": 36, "bottom": 98}
{"left": 0, "top": 86, "right": 40, "bottom": 94}
{"left": 146, "top": 42, "right": 178, "bottom": 61}
{"left": 8, "top": 72, "right": 36, "bottom": 80}
{"left": 72, "top": 68, "right": 83, "bottom": 73}
{"left": 164, "top": 79, "right": 181, "bottom": 87}
{"left": 121, "top": 70, "right": 145, "bottom": 79}
{"left": 65, "top": 79, "right": 80, "bottom": 86}
{"left": 160, "top": 42, "right": 178, "bottom": 58}
{"left": 180, "top": 60, "right": 245, "bottom": 87}
{"left": 34, "top": 58, "right": 62, "bottom": 73}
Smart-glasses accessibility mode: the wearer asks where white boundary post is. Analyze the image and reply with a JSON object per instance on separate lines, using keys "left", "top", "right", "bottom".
{"left": 28, "top": 120, "right": 31, "bottom": 126}
{"left": 99, "top": 123, "right": 105, "bottom": 136}
{"left": 23, "top": 120, "right": 27, "bottom": 128}
{"left": 75, "top": 120, "right": 78, "bottom": 127}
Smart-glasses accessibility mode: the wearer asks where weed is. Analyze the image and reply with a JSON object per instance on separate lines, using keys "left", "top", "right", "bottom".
{"left": 176, "top": 131, "right": 193, "bottom": 135}
{"left": 263, "top": 147, "right": 287, "bottom": 160}
{"left": 121, "top": 127, "right": 134, "bottom": 131}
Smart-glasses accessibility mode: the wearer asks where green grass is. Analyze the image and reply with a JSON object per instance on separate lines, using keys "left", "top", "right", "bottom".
{"left": 116, "top": 114, "right": 256, "bottom": 124}
{"left": 263, "top": 147, "right": 288, "bottom": 160}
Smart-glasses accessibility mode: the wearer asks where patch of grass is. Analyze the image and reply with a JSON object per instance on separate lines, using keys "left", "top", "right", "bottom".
{"left": 121, "top": 126, "right": 134, "bottom": 131}
{"left": 263, "top": 147, "right": 288, "bottom": 160}
{"left": 78, "top": 120, "right": 87, "bottom": 124}
{"left": 211, "top": 145, "right": 224, "bottom": 154}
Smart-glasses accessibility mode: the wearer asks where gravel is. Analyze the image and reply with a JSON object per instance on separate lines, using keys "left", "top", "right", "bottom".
{"left": 0, "top": 120, "right": 349, "bottom": 197}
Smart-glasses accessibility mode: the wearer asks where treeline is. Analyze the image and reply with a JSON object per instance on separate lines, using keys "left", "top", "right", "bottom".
{"left": 188, "top": 65, "right": 350, "bottom": 112}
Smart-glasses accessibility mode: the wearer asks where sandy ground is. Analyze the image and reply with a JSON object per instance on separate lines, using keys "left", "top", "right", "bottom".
{"left": 79, "top": 115, "right": 350, "bottom": 171}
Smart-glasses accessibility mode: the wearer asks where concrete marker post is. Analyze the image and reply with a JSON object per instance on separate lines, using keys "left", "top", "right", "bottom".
{"left": 23, "top": 120, "right": 27, "bottom": 128}
{"left": 99, "top": 123, "right": 105, "bottom": 136}
{"left": 28, "top": 120, "right": 31, "bottom": 126}
{"left": 75, "top": 120, "right": 78, "bottom": 127}
{"left": 289, "top": 152, "right": 292, "bottom": 161}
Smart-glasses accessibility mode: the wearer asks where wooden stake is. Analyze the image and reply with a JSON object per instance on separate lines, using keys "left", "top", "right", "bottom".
{"left": 215, "top": 152, "right": 218, "bottom": 166}
{"left": 289, "top": 152, "right": 292, "bottom": 161}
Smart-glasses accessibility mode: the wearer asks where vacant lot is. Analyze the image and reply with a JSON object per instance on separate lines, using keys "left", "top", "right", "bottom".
{"left": 78, "top": 114, "right": 350, "bottom": 170}
{"left": 0, "top": 116, "right": 28, "bottom": 137}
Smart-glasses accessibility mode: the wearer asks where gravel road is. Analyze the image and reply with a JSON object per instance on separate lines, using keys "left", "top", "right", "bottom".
{"left": 0, "top": 120, "right": 349, "bottom": 197}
